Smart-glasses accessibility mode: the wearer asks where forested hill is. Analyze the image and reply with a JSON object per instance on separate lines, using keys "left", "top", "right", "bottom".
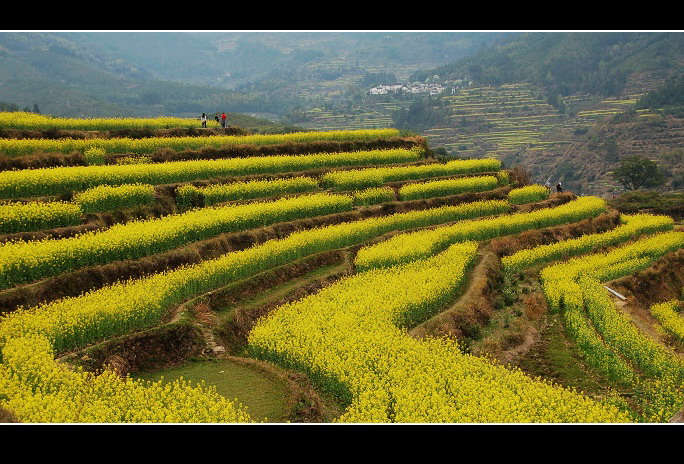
{"left": 411, "top": 32, "right": 684, "bottom": 96}
{"left": 0, "top": 31, "right": 507, "bottom": 118}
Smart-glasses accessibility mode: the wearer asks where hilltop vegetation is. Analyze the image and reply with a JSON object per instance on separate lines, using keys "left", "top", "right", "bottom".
{"left": 412, "top": 32, "right": 684, "bottom": 97}
{"left": 637, "top": 74, "right": 684, "bottom": 116}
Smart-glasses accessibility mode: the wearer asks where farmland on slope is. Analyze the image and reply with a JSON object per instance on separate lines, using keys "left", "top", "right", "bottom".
{"left": 0, "top": 116, "right": 682, "bottom": 423}
{"left": 290, "top": 71, "right": 684, "bottom": 199}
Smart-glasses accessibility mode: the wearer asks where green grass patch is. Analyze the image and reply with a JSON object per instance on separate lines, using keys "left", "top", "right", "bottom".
{"left": 132, "top": 358, "right": 291, "bottom": 422}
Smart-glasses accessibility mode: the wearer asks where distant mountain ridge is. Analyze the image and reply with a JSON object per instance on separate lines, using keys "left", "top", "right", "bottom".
{"left": 0, "top": 31, "right": 507, "bottom": 118}
{"left": 412, "top": 32, "right": 684, "bottom": 96}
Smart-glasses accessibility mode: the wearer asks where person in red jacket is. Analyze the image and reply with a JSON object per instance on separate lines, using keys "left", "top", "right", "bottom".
{"left": 221, "top": 112, "right": 227, "bottom": 128}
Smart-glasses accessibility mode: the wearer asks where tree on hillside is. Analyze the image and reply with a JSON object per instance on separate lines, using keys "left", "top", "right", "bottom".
{"left": 546, "top": 91, "right": 566, "bottom": 114}
{"left": 612, "top": 155, "right": 666, "bottom": 191}
{"left": 0, "top": 101, "right": 20, "bottom": 112}
{"left": 636, "top": 74, "right": 684, "bottom": 110}
{"left": 392, "top": 97, "right": 450, "bottom": 132}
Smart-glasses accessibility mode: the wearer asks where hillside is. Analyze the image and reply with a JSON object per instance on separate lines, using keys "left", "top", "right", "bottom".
{"left": 391, "top": 33, "right": 684, "bottom": 197}
{"left": 502, "top": 107, "right": 684, "bottom": 196}
{"left": 2, "top": 33, "right": 684, "bottom": 424}
{"left": 0, "top": 117, "right": 683, "bottom": 423}
{"left": 412, "top": 32, "right": 684, "bottom": 96}
{"left": 0, "top": 31, "right": 506, "bottom": 118}
{"left": 313, "top": 72, "right": 684, "bottom": 197}
{"left": 490, "top": 71, "right": 684, "bottom": 197}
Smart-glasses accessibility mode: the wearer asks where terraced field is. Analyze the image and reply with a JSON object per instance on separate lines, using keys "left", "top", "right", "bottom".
{"left": 0, "top": 118, "right": 682, "bottom": 423}
{"left": 427, "top": 84, "right": 655, "bottom": 159}
{"left": 293, "top": 82, "right": 658, "bottom": 170}
{"left": 292, "top": 106, "right": 398, "bottom": 131}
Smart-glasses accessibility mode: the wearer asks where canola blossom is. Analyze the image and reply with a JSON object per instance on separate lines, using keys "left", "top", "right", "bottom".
{"left": 351, "top": 187, "right": 395, "bottom": 206}
{"left": 247, "top": 242, "right": 629, "bottom": 423}
{"left": 398, "top": 175, "right": 500, "bottom": 201}
{"left": 0, "top": 111, "right": 205, "bottom": 130}
{"left": 9, "top": 115, "right": 684, "bottom": 424}
{"left": 355, "top": 196, "right": 609, "bottom": 271}
{"left": 0, "top": 200, "right": 82, "bottom": 234}
{"left": 560, "top": 287, "right": 639, "bottom": 386}
{"left": 507, "top": 184, "right": 549, "bottom": 204}
{"left": 0, "top": 199, "right": 510, "bottom": 355}
{"left": 1, "top": 198, "right": 672, "bottom": 423}
{"left": 84, "top": 147, "right": 107, "bottom": 166}
{"left": 538, "top": 231, "right": 684, "bottom": 421}
{"left": 176, "top": 177, "right": 320, "bottom": 207}
{"left": 0, "top": 148, "right": 423, "bottom": 199}
{"left": 320, "top": 158, "right": 501, "bottom": 191}
{"left": 496, "top": 171, "right": 510, "bottom": 185}
{"left": 114, "top": 155, "right": 153, "bottom": 165}
{"left": 501, "top": 213, "right": 675, "bottom": 273}
{"left": 0, "top": 127, "right": 402, "bottom": 156}
{"left": 580, "top": 275, "right": 684, "bottom": 381}
{"left": 650, "top": 299, "right": 684, "bottom": 343}
{"left": 496, "top": 222, "right": 684, "bottom": 421}
{"left": 541, "top": 231, "right": 684, "bottom": 313}
{"left": 0, "top": 200, "right": 514, "bottom": 422}
{"left": 72, "top": 183, "right": 156, "bottom": 214}
{"left": 0, "top": 193, "right": 355, "bottom": 291}
{"left": 0, "top": 334, "right": 252, "bottom": 423}
{"left": 4, "top": 115, "right": 683, "bottom": 424}
{"left": 0, "top": 241, "right": 628, "bottom": 422}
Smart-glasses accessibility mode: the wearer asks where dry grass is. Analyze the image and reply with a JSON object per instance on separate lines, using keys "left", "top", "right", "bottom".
{"left": 523, "top": 293, "right": 548, "bottom": 321}
{"left": 0, "top": 406, "right": 19, "bottom": 423}
{"left": 193, "top": 302, "right": 220, "bottom": 326}
{"left": 104, "top": 354, "right": 131, "bottom": 377}
{"left": 508, "top": 166, "right": 531, "bottom": 186}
